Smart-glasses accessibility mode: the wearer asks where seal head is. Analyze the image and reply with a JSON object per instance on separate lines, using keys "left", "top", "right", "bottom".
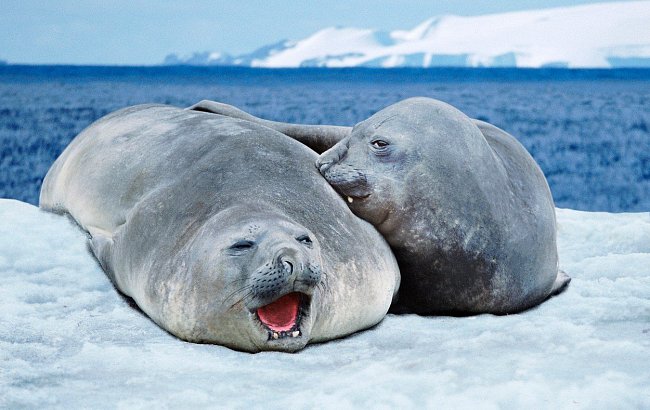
{"left": 171, "top": 207, "right": 322, "bottom": 352}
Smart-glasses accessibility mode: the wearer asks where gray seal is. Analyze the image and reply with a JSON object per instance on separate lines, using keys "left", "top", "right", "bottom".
{"left": 191, "top": 98, "right": 570, "bottom": 315}
{"left": 40, "top": 105, "right": 399, "bottom": 352}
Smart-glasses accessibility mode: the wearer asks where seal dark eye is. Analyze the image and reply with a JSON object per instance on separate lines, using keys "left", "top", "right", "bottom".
{"left": 296, "top": 235, "right": 313, "bottom": 247}
{"left": 371, "top": 139, "right": 390, "bottom": 149}
{"left": 230, "top": 240, "right": 255, "bottom": 251}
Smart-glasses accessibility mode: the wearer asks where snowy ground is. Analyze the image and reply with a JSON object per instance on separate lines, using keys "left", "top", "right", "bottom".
{"left": 1, "top": 199, "right": 648, "bottom": 409}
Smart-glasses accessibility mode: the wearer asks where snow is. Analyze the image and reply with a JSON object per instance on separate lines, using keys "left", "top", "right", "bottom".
{"left": 255, "top": 27, "right": 385, "bottom": 68}
{"left": 170, "top": 1, "right": 650, "bottom": 68}
{"left": 1, "top": 198, "right": 649, "bottom": 408}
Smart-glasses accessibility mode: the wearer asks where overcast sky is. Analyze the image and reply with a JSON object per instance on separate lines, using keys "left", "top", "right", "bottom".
{"left": 0, "top": 0, "right": 635, "bottom": 65}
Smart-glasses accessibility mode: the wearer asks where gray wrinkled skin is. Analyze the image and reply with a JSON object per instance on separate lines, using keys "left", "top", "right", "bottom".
{"left": 195, "top": 98, "right": 570, "bottom": 315}
{"left": 40, "top": 105, "right": 399, "bottom": 352}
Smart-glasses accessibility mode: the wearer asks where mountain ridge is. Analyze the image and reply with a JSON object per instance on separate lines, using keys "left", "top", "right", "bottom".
{"left": 164, "top": 1, "right": 650, "bottom": 68}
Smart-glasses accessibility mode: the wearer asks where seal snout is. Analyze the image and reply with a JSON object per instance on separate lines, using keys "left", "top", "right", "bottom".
{"left": 316, "top": 138, "right": 350, "bottom": 174}
{"left": 316, "top": 141, "right": 373, "bottom": 203}
{"left": 316, "top": 157, "right": 334, "bottom": 174}
{"left": 319, "top": 163, "right": 371, "bottom": 203}
{"left": 249, "top": 238, "right": 322, "bottom": 342}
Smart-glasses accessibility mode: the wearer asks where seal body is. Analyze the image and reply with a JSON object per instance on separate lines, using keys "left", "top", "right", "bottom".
{"left": 316, "top": 97, "right": 569, "bottom": 314}
{"left": 40, "top": 105, "right": 399, "bottom": 352}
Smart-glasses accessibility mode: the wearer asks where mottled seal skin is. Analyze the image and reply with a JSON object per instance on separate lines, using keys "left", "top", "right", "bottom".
{"left": 192, "top": 98, "right": 570, "bottom": 315}
{"left": 40, "top": 105, "right": 399, "bottom": 352}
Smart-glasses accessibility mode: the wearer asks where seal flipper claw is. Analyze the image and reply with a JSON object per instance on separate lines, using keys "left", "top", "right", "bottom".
{"left": 87, "top": 226, "right": 116, "bottom": 281}
{"left": 549, "top": 269, "right": 571, "bottom": 296}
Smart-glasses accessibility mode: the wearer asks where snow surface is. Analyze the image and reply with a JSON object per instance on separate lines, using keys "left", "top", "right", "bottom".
{"left": 1, "top": 199, "right": 649, "bottom": 408}
{"left": 165, "top": 1, "right": 650, "bottom": 68}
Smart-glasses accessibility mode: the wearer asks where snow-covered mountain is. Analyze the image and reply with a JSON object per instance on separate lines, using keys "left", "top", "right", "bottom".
{"left": 163, "top": 1, "right": 650, "bottom": 68}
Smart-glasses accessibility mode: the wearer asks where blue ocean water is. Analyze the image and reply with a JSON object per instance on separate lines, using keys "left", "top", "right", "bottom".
{"left": 1, "top": 65, "right": 649, "bottom": 211}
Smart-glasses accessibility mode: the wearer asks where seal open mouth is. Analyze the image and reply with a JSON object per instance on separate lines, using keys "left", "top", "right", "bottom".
{"left": 257, "top": 292, "right": 309, "bottom": 340}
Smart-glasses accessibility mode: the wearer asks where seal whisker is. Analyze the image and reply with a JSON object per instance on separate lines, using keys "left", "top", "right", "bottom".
{"left": 225, "top": 277, "right": 249, "bottom": 286}
{"left": 228, "top": 290, "right": 255, "bottom": 311}
{"left": 222, "top": 284, "right": 254, "bottom": 308}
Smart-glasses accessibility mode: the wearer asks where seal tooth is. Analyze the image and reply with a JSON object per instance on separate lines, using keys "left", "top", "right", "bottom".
{"left": 272, "top": 332, "right": 279, "bottom": 340}
{"left": 292, "top": 331, "right": 300, "bottom": 338}
{"left": 347, "top": 196, "right": 353, "bottom": 203}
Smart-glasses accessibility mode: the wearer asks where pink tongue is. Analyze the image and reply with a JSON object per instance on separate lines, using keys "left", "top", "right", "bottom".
{"left": 257, "top": 293, "right": 301, "bottom": 332}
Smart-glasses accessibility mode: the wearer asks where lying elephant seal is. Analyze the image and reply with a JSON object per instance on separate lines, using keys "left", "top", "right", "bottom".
{"left": 40, "top": 105, "right": 399, "bottom": 352}
{"left": 191, "top": 98, "right": 570, "bottom": 315}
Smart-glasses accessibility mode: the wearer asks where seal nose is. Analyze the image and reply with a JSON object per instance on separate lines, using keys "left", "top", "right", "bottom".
{"left": 316, "top": 138, "right": 349, "bottom": 175}
{"left": 276, "top": 252, "right": 297, "bottom": 276}
{"left": 282, "top": 259, "right": 293, "bottom": 275}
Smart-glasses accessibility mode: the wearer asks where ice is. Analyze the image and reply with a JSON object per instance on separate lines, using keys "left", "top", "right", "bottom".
{"left": 1, "top": 198, "right": 649, "bottom": 408}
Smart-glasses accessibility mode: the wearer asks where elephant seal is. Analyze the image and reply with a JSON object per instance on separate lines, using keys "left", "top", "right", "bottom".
{"left": 40, "top": 105, "right": 399, "bottom": 352}
{"left": 191, "top": 98, "right": 570, "bottom": 315}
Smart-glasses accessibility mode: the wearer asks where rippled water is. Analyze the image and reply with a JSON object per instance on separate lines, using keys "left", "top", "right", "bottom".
{"left": 1, "top": 65, "right": 649, "bottom": 211}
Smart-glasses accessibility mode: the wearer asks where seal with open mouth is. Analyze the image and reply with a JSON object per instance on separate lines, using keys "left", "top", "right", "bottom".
{"left": 40, "top": 105, "right": 399, "bottom": 352}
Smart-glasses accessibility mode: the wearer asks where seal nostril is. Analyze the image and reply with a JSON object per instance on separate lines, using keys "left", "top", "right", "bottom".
{"left": 282, "top": 260, "right": 293, "bottom": 274}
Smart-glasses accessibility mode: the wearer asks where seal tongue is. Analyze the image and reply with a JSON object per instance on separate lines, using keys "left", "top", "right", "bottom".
{"left": 257, "top": 292, "right": 301, "bottom": 332}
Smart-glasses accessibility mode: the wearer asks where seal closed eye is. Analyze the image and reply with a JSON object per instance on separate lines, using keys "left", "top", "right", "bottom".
{"left": 230, "top": 240, "right": 255, "bottom": 251}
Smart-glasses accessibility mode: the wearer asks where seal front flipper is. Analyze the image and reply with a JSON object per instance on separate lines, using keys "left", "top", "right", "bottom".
{"left": 87, "top": 226, "right": 117, "bottom": 282}
{"left": 188, "top": 100, "right": 267, "bottom": 124}
{"left": 188, "top": 100, "right": 350, "bottom": 154}
{"left": 549, "top": 269, "right": 571, "bottom": 296}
